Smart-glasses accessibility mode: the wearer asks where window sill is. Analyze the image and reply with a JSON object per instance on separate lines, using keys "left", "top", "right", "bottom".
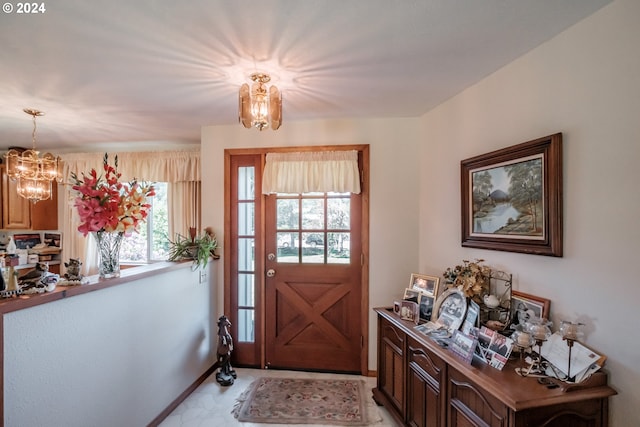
{"left": 0, "top": 261, "right": 192, "bottom": 315}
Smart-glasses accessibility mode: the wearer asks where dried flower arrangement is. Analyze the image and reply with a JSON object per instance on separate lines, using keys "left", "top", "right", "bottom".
{"left": 443, "top": 259, "right": 491, "bottom": 301}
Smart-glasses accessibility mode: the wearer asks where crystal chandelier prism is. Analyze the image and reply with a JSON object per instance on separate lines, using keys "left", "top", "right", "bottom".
{"left": 4, "top": 109, "right": 63, "bottom": 203}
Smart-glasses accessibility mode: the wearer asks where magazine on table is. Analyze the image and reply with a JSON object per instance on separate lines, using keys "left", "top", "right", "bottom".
{"left": 450, "top": 330, "right": 478, "bottom": 364}
{"left": 473, "top": 326, "right": 514, "bottom": 370}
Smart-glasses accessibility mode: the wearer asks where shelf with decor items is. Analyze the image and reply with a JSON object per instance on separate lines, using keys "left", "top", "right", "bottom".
{"left": 0, "top": 164, "right": 59, "bottom": 230}
{"left": 373, "top": 307, "right": 616, "bottom": 427}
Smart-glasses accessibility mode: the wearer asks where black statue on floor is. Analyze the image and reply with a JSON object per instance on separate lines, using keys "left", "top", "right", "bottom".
{"left": 215, "top": 315, "right": 237, "bottom": 386}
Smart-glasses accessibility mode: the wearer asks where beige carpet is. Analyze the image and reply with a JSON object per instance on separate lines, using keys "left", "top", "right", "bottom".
{"left": 232, "top": 377, "right": 383, "bottom": 425}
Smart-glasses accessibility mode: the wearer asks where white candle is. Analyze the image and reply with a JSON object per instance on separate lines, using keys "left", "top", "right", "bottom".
{"left": 517, "top": 332, "right": 531, "bottom": 346}
{"left": 564, "top": 324, "right": 578, "bottom": 340}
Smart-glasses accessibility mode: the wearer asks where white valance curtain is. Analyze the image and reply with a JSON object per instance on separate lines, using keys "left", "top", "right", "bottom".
{"left": 262, "top": 150, "right": 361, "bottom": 194}
{"left": 60, "top": 150, "right": 201, "bottom": 275}
{"left": 61, "top": 150, "right": 201, "bottom": 183}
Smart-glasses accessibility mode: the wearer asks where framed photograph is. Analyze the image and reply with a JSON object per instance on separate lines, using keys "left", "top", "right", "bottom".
{"left": 418, "top": 293, "right": 435, "bottom": 323}
{"left": 400, "top": 300, "right": 419, "bottom": 324}
{"left": 461, "top": 299, "right": 480, "bottom": 334}
{"left": 410, "top": 273, "right": 440, "bottom": 297}
{"left": 433, "top": 288, "right": 468, "bottom": 333}
{"left": 460, "top": 133, "right": 562, "bottom": 257}
{"left": 403, "top": 288, "right": 421, "bottom": 302}
{"left": 450, "top": 330, "right": 478, "bottom": 364}
{"left": 510, "top": 291, "right": 551, "bottom": 328}
{"left": 393, "top": 301, "right": 401, "bottom": 316}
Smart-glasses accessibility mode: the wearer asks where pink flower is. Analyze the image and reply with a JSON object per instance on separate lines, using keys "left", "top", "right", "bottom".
{"left": 71, "top": 153, "right": 155, "bottom": 237}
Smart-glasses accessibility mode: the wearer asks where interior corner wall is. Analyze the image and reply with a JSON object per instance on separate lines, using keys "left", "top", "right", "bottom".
{"left": 418, "top": 0, "right": 639, "bottom": 424}
{"left": 200, "top": 117, "right": 421, "bottom": 371}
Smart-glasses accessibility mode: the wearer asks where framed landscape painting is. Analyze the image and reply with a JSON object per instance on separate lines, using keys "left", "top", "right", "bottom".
{"left": 460, "top": 133, "right": 563, "bottom": 257}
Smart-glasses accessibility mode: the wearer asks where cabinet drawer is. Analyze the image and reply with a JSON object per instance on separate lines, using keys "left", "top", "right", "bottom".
{"left": 408, "top": 336, "right": 446, "bottom": 385}
{"left": 380, "top": 318, "right": 405, "bottom": 350}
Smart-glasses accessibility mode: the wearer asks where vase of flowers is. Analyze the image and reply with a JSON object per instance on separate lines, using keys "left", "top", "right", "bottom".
{"left": 443, "top": 259, "right": 491, "bottom": 303}
{"left": 72, "top": 153, "right": 155, "bottom": 278}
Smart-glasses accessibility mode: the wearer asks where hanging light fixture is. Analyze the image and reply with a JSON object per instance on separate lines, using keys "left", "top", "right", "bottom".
{"left": 4, "top": 108, "right": 63, "bottom": 203}
{"left": 239, "top": 72, "right": 282, "bottom": 131}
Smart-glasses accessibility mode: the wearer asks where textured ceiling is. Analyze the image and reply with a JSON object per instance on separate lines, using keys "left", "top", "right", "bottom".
{"left": 0, "top": 0, "right": 610, "bottom": 152}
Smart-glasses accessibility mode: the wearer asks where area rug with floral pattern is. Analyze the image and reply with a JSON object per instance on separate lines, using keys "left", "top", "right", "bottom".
{"left": 232, "top": 377, "right": 382, "bottom": 425}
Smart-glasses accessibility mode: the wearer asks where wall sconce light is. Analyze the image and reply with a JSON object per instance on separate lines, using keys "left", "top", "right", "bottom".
{"left": 239, "top": 73, "right": 282, "bottom": 131}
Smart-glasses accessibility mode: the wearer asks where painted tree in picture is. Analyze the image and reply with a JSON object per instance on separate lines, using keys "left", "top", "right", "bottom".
{"left": 505, "top": 158, "right": 543, "bottom": 234}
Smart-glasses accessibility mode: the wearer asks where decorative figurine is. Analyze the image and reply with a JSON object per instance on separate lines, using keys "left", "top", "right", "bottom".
{"left": 64, "top": 258, "right": 84, "bottom": 281}
{"left": 18, "top": 262, "right": 49, "bottom": 286}
{"left": 204, "top": 227, "right": 220, "bottom": 260}
{"left": 215, "top": 315, "right": 237, "bottom": 386}
{"left": 19, "top": 263, "right": 60, "bottom": 294}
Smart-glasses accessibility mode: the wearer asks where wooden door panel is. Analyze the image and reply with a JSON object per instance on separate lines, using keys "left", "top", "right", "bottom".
{"left": 275, "top": 281, "right": 352, "bottom": 348}
{"left": 266, "top": 271, "right": 360, "bottom": 372}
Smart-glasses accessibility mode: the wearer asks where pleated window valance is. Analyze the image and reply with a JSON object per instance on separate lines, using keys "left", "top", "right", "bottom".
{"left": 262, "top": 150, "right": 361, "bottom": 194}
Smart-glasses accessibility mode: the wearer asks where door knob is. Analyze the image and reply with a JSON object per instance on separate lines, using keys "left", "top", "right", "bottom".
{"left": 266, "top": 269, "right": 276, "bottom": 277}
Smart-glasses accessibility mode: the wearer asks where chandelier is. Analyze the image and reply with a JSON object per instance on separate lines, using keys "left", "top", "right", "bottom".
{"left": 4, "top": 109, "right": 63, "bottom": 203}
{"left": 239, "top": 72, "right": 282, "bottom": 131}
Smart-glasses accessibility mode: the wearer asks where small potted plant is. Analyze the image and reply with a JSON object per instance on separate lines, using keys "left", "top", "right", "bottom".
{"left": 168, "top": 227, "right": 218, "bottom": 270}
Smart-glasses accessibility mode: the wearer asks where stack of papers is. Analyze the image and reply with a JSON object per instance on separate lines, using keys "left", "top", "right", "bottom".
{"left": 540, "top": 332, "right": 606, "bottom": 383}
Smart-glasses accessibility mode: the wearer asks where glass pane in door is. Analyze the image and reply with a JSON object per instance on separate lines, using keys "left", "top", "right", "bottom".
{"left": 328, "top": 232, "right": 350, "bottom": 264}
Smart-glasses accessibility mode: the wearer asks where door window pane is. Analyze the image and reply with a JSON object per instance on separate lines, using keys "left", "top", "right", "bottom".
{"left": 277, "top": 199, "right": 299, "bottom": 229}
{"left": 238, "top": 202, "right": 255, "bottom": 235}
{"left": 238, "top": 167, "right": 254, "bottom": 200}
{"left": 277, "top": 232, "right": 299, "bottom": 262}
{"left": 302, "top": 199, "right": 324, "bottom": 229}
{"left": 327, "top": 197, "right": 350, "bottom": 230}
{"left": 238, "top": 273, "right": 255, "bottom": 306}
{"left": 237, "top": 308, "right": 255, "bottom": 342}
{"left": 302, "top": 232, "right": 325, "bottom": 263}
{"left": 238, "top": 237, "right": 255, "bottom": 271}
{"left": 328, "top": 232, "right": 350, "bottom": 264}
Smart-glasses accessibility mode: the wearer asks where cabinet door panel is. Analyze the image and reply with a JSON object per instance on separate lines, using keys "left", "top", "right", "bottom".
{"left": 378, "top": 318, "right": 406, "bottom": 417}
{"left": 2, "top": 169, "right": 31, "bottom": 229}
{"left": 30, "top": 182, "right": 58, "bottom": 230}
{"left": 449, "top": 367, "right": 508, "bottom": 427}
{"left": 407, "top": 337, "right": 446, "bottom": 427}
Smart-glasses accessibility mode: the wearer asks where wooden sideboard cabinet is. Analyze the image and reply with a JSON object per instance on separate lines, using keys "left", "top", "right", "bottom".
{"left": 373, "top": 308, "right": 617, "bottom": 427}
{"left": 1, "top": 165, "right": 59, "bottom": 230}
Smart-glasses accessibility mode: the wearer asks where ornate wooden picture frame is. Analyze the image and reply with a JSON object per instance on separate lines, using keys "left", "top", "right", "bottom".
{"left": 461, "top": 133, "right": 563, "bottom": 256}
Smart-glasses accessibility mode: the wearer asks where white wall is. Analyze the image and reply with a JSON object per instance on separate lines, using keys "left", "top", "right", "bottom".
{"left": 4, "top": 264, "right": 216, "bottom": 427}
{"left": 419, "top": 0, "right": 639, "bottom": 425}
{"left": 201, "top": 118, "right": 421, "bottom": 370}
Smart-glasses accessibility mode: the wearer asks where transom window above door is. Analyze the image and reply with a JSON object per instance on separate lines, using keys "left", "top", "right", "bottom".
{"left": 275, "top": 192, "right": 351, "bottom": 264}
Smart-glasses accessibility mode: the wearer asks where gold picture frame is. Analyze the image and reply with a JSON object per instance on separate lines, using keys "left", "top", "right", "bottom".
{"left": 409, "top": 273, "right": 440, "bottom": 297}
